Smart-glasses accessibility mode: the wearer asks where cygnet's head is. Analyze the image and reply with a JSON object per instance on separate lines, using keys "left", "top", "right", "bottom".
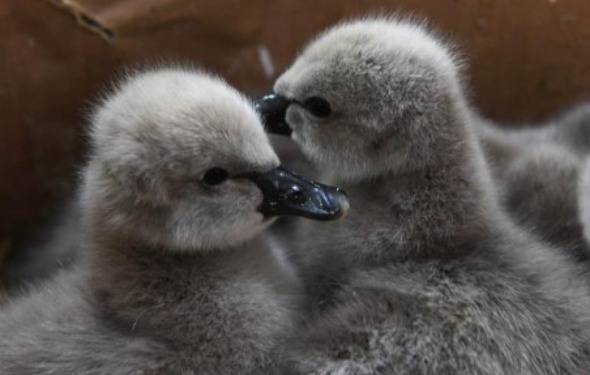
{"left": 82, "top": 68, "right": 348, "bottom": 251}
{"left": 256, "top": 18, "right": 468, "bottom": 181}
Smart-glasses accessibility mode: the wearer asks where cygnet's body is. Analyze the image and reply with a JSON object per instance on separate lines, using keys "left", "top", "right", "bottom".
{"left": 258, "top": 19, "right": 590, "bottom": 374}
{"left": 0, "top": 69, "right": 349, "bottom": 374}
{"left": 477, "top": 103, "right": 590, "bottom": 157}
{"left": 476, "top": 121, "right": 589, "bottom": 261}
{"left": 578, "top": 157, "right": 590, "bottom": 246}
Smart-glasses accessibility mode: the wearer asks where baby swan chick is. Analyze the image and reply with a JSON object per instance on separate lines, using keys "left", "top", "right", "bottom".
{"left": 578, "top": 156, "right": 590, "bottom": 246}
{"left": 0, "top": 68, "right": 348, "bottom": 374}
{"left": 474, "top": 110, "right": 590, "bottom": 262}
{"left": 257, "top": 19, "right": 590, "bottom": 374}
{"left": 477, "top": 128, "right": 589, "bottom": 262}
{"left": 477, "top": 102, "right": 590, "bottom": 158}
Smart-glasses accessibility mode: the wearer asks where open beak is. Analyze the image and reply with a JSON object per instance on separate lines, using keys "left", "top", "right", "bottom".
{"left": 253, "top": 92, "right": 293, "bottom": 136}
{"left": 240, "top": 166, "right": 349, "bottom": 221}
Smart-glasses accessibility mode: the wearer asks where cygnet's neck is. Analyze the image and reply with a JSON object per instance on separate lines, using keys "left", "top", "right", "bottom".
{"left": 331, "top": 104, "right": 499, "bottom": 263}
{"left": 80, "top": 222, "right": 277, "bottom": 348}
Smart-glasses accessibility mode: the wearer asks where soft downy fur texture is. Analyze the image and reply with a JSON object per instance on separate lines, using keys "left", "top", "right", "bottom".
{"left": 0, "top": 136, "right": 316, "bottom": 294}
{"left": 0, "top": 68, "right": 303, "bottom": 374}
{"left": 1, "top": 112, "right": 317, "bottom": 295}
{"left": 578, "top": 157, "right": 590, "bottom": 246}
{"left": 475, "top": 111, "right": 590, "bottom": 263}
{"left": 270, "top": 17, "right": 590, "bottom": 374}
{"left": 478, "top": 103, "right": 590, "bottom": 157}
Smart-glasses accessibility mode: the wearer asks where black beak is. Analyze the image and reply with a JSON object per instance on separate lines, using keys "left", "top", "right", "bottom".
{"left": 253, "top": 92, "right": 293, "bottom": 136}
{"left": 240, "top": 166, "right": 349, "bottom": 221}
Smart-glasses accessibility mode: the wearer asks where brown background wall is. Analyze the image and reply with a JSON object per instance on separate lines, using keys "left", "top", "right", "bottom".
{"left": 1, "top": 0, "right": 589, "bottom": 260}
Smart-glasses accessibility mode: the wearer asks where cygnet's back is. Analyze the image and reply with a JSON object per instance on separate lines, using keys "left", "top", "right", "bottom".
{"left": 475, "top": 113, "right": 590, "bottom": 263}
{"left": 478, "top": 103, "right": 590, "bottom": 157}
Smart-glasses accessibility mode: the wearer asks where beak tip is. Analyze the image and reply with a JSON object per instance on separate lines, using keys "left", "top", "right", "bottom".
{"left": 337, "top": 196, "right": 351, "bottom": 219}
{"left": 328, "top": 189, "right": 350, "bottom": 220}
{"left": 253, "top": 93, "right": 293, "bottom": 137}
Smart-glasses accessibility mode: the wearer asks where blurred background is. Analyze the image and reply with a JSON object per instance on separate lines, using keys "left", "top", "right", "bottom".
{"left": 1, "top": 0, "right": 589, "bottom": 274}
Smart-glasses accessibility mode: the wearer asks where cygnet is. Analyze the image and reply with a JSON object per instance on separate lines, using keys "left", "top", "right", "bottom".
{"left": 0, "top": 68, "right": 349, "bottom": 374}
{"left": 474, "top": 110, "right": 590, "bottom": 262}
{"left": 578, "top": 156, "right": 590, "bottom": 245}
{"left": 256, "top": 18, "right": 590, "bottom": 374}
{"left": 477, "top": 103, "right": 590, "bottom": 157}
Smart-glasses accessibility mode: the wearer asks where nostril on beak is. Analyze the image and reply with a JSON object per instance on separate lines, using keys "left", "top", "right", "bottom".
{"left": 283, "top": 185, "right": 306, "bottom": 203}
{"left": 242, "top": 166, "right": 348, "bottom": 221}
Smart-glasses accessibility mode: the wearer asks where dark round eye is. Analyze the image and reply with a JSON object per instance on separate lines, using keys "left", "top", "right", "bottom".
{"left": 203, "top": 167, "right": 229, "bottom": 186}
{"left": 303, "top": 97, "right": 332, "bottom": 118}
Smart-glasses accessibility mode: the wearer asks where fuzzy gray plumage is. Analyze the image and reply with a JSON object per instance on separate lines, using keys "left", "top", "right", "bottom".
{"left": 476, "top": 111, "right": 590, "bottom": 262}
{"left": 578, "top": 157, "right": 590, "bottom": 247}
{"left": 0, "top": 69, "right": 303, "bottom": 374}
{"left": 478, "top": 103, "right": 590, "bottom": 156}
{"left": 269, "top": 18, "right": 590, "bottom": 374}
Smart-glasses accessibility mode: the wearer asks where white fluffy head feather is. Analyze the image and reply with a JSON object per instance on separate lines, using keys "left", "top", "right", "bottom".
{"left": 275, "top": 17, "right": 469, "bottom": 181}
{"left": 82, "top": 68, "right": 279, "bottom": 251}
